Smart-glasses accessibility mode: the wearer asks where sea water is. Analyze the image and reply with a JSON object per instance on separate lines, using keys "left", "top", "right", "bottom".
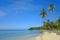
{"left": 0, "top": 30, "right": 41, "bottom": 40}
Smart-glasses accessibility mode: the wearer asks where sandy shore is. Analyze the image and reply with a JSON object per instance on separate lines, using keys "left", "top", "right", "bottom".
{"left": 28, "top": 31, "right": 60, "bottom": 40}
{"left": 36, "top": 31, "right": 60, "bottom": 40}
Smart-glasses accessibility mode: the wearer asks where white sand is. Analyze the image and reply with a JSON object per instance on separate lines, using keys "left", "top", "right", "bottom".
{"left": 28, "top": 31, "right": 60, "bottom": 40}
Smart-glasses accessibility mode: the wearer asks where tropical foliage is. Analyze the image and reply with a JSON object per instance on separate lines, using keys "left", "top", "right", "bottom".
{"left": 40, "top": 9, "right": 47, "bottom": 18}
{"left": 29, "top": 19, "right": 60, "bottom": 30}
{"left": 29, "top": 4, "right": 60, "bottom": 31}
{"left": 48, "top": 4, "right": 55, "bottom": 12}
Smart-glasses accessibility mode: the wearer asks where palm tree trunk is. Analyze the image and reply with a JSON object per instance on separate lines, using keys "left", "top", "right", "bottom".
{"left": 51, "top": 12, "right": 58, "bottom": 29}
{"left": 51, "top": 12, "right": 56, "bottom": 21}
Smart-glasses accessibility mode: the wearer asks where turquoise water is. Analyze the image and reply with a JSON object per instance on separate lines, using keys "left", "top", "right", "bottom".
{"left": 0, "top": 30, "right": 41, "bottom": 40}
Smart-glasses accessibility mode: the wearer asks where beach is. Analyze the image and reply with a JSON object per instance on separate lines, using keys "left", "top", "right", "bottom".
{"left": 28, "top": 31, "right": 60, "bottom": 40}
{"left": 1, "top": 30, "right": 60, "bottom": 40}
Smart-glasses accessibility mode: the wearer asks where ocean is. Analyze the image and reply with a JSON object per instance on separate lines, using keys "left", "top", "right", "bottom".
{"left": 0, "top": 30, "right": 42, "bottom": 40}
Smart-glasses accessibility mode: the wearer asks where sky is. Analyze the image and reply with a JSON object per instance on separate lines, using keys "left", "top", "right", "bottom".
{"left": 0, "top": 0, "right": 60, "bottom": 29}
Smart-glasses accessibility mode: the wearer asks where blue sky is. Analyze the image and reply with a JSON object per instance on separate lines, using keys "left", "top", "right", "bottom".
{"left": 0, "top": 0, "right": 60, "bottom": 29}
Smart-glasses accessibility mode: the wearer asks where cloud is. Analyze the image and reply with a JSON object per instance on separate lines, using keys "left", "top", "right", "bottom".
{"left": 0, "top": 10, "right": 6, "bottom": 16}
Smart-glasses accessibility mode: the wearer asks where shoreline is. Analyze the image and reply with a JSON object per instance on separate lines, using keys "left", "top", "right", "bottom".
{"left": 27, "top": 31, "right": 60, "bottom": 40}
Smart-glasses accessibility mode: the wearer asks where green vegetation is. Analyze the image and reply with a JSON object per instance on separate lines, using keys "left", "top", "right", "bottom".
{"left": 29, "top": 27, "right": 41, "bottom": 30}
{"left": 29, "top": 4, "right": 60, "bottom": 31}
{"left": 29, "top": 19, "right": 60, "bottom": 30}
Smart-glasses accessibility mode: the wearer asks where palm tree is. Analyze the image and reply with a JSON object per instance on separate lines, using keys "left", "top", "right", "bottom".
{"left": 45, "top": 19, "right": 53, "bottom": 30}
{"left": 40, "top": 9, "right": 47, "bottom": 18}
{"left": 46, "top": 19, "right": 51, "bottom": 30}
{"left": 50, "top": 21, "right": 55, "bottom": 30}
{"left": 48, "top": 4, "right": 57, "bottom": 28}
{"left": 40, "top": 9, "right": 47, "bottom": 29}
{"left": 48, "top": 4, "right": 55, "bottom": 12}
{"left": 55, "top": 19, "right": 60, "bottom": 27}
{"left": 48, "top": 4, "right": 56, "bottom": 20}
